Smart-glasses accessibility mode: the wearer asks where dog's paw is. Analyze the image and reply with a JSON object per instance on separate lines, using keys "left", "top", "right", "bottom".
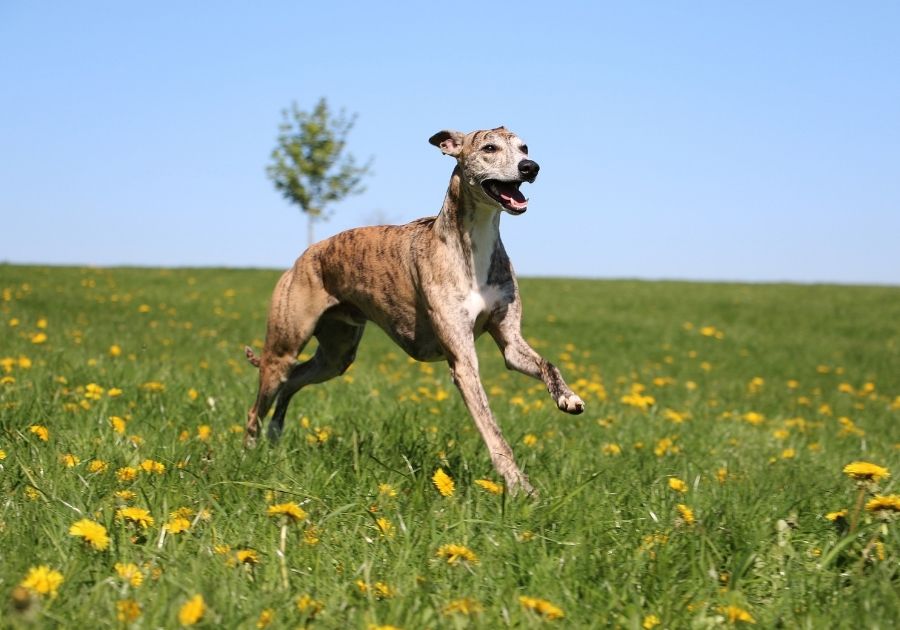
{"left": 557, "top": 393, "right": 585, "bottom": 414}
{"left": 507, "top": 473, "right": 538, "bottom": 499}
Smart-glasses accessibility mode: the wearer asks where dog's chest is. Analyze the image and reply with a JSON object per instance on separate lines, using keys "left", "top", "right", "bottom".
{"left": 463, "top": 284, "right": 504, "bottom": 323}
{"left": 459, "top": 209, "right": 509, "bottom": 324}
{"left": 464, "top": 238, "right": 505, "bottom": 323}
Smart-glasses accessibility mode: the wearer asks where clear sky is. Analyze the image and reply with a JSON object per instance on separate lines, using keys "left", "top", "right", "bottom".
{"left": 2, "top": 1, "right": 898, "bottom": 284}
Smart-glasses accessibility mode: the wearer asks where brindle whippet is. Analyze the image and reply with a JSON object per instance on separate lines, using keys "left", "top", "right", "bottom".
{"left": 244, "top": 127, "right": 584, "bottom": 494}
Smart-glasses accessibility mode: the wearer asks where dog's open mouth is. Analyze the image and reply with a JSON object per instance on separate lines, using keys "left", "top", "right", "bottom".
{"left": 482, "top": 180, "right": 528, "bottom": 214}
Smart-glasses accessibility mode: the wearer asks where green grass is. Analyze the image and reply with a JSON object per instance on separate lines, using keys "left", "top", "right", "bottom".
{"left": 1, "top": 264, "right": 899, "bottom": 628}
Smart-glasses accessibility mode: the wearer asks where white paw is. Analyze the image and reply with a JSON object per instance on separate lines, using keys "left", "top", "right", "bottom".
{"left": 557, "top": 393, "right": 585, "bottom": 414}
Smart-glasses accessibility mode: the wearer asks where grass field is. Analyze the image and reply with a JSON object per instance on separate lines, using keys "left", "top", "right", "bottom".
{"left": 1, "top": 264, "right": 899, "bottom": 628}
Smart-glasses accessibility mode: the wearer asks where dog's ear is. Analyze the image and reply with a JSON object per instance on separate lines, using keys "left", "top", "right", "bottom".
{"left": 428, "top": 130, "right": 464, "bottom": 157}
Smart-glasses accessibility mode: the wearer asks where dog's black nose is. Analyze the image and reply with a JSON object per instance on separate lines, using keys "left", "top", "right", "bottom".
{"left": 518, "top": 159, "right": 540, "bottom": 180}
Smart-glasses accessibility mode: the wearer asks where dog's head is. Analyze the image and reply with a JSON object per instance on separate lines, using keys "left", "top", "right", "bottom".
{"left": 429, "top": 127, "right": 538, "bottom": 215}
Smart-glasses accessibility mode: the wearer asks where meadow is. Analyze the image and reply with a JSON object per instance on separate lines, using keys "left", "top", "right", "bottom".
{"left": 1, "top": 264, "right": 899, "bottom": 629}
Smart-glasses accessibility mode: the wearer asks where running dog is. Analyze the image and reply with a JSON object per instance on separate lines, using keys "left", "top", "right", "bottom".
{"left": 245, "top": 127, "right": 584, "bottom": 494}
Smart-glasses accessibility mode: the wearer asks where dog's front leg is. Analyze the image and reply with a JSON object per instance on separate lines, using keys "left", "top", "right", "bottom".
{"left": 488, "top": 301, "right": 585, "bottom": 414}
{"left": 432, "top": 312, "right": 535, "bottom": 495}
{"left": 447, "top": 350, "right": 535, "bottom": 496}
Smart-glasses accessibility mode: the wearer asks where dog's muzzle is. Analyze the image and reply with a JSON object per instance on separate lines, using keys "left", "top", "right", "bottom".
{"left": 481, "top": 160, "right": 539, "bottom": 215}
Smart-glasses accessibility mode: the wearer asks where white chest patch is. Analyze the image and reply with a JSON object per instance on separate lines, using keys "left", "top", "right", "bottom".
{"left": 464, "top": 285, "right": 504, "bottom": 323}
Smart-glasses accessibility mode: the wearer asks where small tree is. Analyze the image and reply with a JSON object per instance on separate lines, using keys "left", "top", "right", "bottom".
{"left": 266, "top": 98, "right": 372, "bottom": 246}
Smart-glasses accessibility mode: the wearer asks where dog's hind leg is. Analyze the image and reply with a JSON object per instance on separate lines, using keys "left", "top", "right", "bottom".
{"left": 266, "top": 315, "right": 365, "bottom": 441}
{"left": 244, "top": 270, "right": 333, "bottom": 447}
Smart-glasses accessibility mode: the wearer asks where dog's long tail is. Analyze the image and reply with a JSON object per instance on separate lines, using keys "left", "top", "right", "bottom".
{"left": 244, "top": 346, "right": 261, "bottom": 368}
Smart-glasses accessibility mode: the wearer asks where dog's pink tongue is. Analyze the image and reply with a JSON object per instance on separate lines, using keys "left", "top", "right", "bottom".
{"left": 500, "top": 189, "right": 528, "bottom": 209}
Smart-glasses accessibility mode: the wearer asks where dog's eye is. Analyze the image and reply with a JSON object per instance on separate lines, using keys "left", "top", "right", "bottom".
{"left": 520, "top": 144, "right": 528, "bottom": 155}
{"left": 482, "top": 144, "right": 498, "bottom": 153}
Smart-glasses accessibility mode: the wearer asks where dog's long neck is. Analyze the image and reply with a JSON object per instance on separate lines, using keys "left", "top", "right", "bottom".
{"left": 435, "top": 166, "right": 501, "bottom": 287}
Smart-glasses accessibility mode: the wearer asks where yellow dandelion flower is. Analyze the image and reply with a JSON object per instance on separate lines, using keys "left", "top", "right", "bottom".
{"left": 266, "top": 502, "right": 307, "bottom": 522}
{"left": 742, "top": 411, "right": 765, "bottom": 426}
{"left": 29, "top": 424, "right": 49, "bottom": 441}
{"left": 378, "top": 483, "right": 398, "bottom": 497}
{"left": 376, "top": 517, "right": 395, "bottom": 538}
{"left": 837, "top": 417, "right": 864, "bottom": 437}
{"left": 197, "top": 425, "right": 212, "bottom": 441}
{"left": 668, "top": 477, "right": 688, "bottom": 493}
{"left": 69, "top": 518, "right": 110, "bottom": 551}
{"left": 109, "top": 416, "right": 127, "bottom": 434}
{"left": 654, "top": 436, "right": 680, "bottom": 457}
{"left": 718, "top": 605, "right": 755, "bottom": 624}
{"left": 865, "top": 495, "right": 900, "bottom": 514}
{"left": 519, "top": 595, "right": 565, "bottom": 620}
{"left": 314, "top": 427, "right": 331, "bottom": 443}
{"left": 107, "top": 387, "right": 123, "bottom": 397}
{"left": 30, "top": 332, "right": 48, "bottom": 344}
{"left": 165, "top": 517, "right": 191, "bottom": 534}
{"left": 303, "top": 525, "right": 320, "bottom": 545}
{"left": 171, "top": 507, "right": 195, "bottom": 520}
{"left": 116, "top": 599, "right": 142, "bottom": 622}
{"left": 825, "top": 509, "right": 848, "bottom": 522}
{"left": 842, "top": 461, "right": 890, "bottom": 482}
{"left": 373, "top": 582, "right": 394, "bottom": 598}
{"left": 115, "top": 562, "right": 144, "bottom": 587}
{"left": 716, "top": 467, "right": 728, "bottom": 483}
{"left": 443, "top": 597, "right": 483, "bottom": 616}
{"left": 236, "top": 549, "right": 260, "bottom": 565}
{"left": 140, "top": 381, "right": 165, "bottom": 393}
{"left": 474, "top": 478, "right": 504, "bottom": 494}
{"left": 178, "top": 594, "right": 205, "bottom": 626}
{"left": 213, "top": 544, "right": 231, "bottom": 555}
{"left": 84, "top": 383, "right": 105, "bottom": 400}
{"left": 356, "top": 580, "right": 395, "bottom": 599}
{"left": 115, "top": 489, "right": 136, "bottom": 502}
{"left": 188, "top": 388, "right": 200, "bottom": 401}
{"left": 60, "top": 453, "right": 80, "bottom": 467}
{"left": 663, "top": 409, "right": 687, "bottom": 424}
{"left": 87, "top": 459, "right": 108, "bottom": 473}
{"left": 0, "top": 449, "right": 6, "bottom": 460}
{"left": 256, "top": 608, "right": 274, "bottom": 628}
{"left": 140, "top": 459, "right": 166, "bottom": 475}
{"left": 20, "top": 565, "right": 63, "bottom": 598}
{"left": 643, "top": 614, "right": 661, "bottom": 629}
{"left": 432, "top": 468, "right": 455, "bottom": 497}
{"left": 601, "top": 443, "right": 622, "bottom": 456}
{"left": 436, "top": 543, "right": 479, "bottom": 565}
{"left": 116, "top": 507, "right": 154, "bottom": 528}
{"left": 523, "top": 433, "right": 539, "bottom": 446}
{"left": 116, "top": 466, "right": 138, "bottom": 482}
{"left": 677, "top": 504, "right": 696, "bottom": 525}
{"left": 296, "top": 593, "right": 324, "bottom": 616}
{"left": 109, "top": 344, "right": 122, "bottom": 357}
{"left": 621, "top": 383, "right": 656, "bottom": 410}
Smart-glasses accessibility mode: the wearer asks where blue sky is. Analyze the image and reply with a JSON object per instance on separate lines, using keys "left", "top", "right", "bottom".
{"left": 2, "top": 1, "right": 898, "bottom": 284}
